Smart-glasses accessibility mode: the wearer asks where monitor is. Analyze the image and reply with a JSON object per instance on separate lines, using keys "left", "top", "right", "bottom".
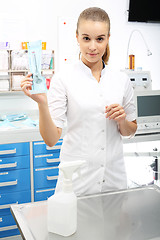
{"left": 128, "top": 0, "right": 160, "bottom": 23}
{"left": 134, "top": 90, "right": 160, "bottom": 134}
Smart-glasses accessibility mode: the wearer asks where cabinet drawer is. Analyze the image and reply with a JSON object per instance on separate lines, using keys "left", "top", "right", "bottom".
{"left": 0, "top": 227, "right": 19, "bottom": 238}
{"left": 0, "top": 142, "right": 29, "bottom": 158}
{"left": 33, "top": 139, "right": 63, "bottom": 155}
{"left": 0, "top": 169, "right": 30, "bottom": 194}
{"left": 34, "top": 188, "right": 55, "bottom": 202}
{"left": 0, "top": 155, "right": 30, "bottom": 171}
{"left": 0, "top": 213, "right": 18, "bottom": 230}
{"left": 0, "top": 190, "right": 31, "bottom": 215}
{"left": 34, "top": 167, "right": 59, "bottom": 189}
{"left": 34, "top": 151, "right": 60, "bottom": 168}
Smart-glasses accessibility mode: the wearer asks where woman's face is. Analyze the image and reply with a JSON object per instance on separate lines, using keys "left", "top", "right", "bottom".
{"left": 76, "top": 20, "right": 110, "bottom": 67}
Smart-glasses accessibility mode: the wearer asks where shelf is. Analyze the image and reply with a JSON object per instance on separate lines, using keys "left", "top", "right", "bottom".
{"left": 0, "top": 69, "right": 54, "bottom": 73}
{"left": 0, "top": 49, "right": 54, "bottom": 92}
{"left": 0, "top": 90, "right": 23, "bottom": 95}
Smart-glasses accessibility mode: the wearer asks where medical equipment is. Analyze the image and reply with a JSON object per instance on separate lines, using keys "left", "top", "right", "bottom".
{"left": 11, "top": 50, "right": 29, "bottom": 70}
{"left": 47, "top": 160, "right": 86, "bottom": 237}
{"left": 12, "top": 75, "right": 24, "bottom": 91}
{"left": 27, "top": 40, "right": 47, "bottom": 94}
{"left": 125, "top": 30, "right": 152, "bottom": 70}
{"left": 0, "top": 78, "right": 9, "bottom": 92}
{"left": 134, "top": 90, "right": 160, "bottom": 135}
{"left": 0, "top": 120, "right": 17, "bottom": 130}
{"left": 0, "top": 50, "right": 8, "bottom": 70}
{"left": 0, "top": 113, "right": 27, "bottom": 122}
{"left": 0, "top": 42, "right": 9, "bottom": 49}
{"left": 124, "top": 70, "right": 152, "bottom": 90}
{"left": 129, "top": 54, "right": 135, "bottom": 70}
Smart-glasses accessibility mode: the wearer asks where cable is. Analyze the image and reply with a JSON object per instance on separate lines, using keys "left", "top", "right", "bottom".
{"left": 125, "top": 29, "right": 152, "bottom": 69}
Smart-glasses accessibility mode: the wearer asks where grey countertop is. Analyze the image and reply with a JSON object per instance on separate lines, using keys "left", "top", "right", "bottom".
{"left": 0, "top": 127, "right": 42, "bottom": 144}
{"left": 0, "top": 122, "right": 42, "bottom": 144}
{"left": 0, "top": 117, "right": 159, "bottom": 145}
{"left": 11, "top": 185, "right": 160, "bottom": 240}
{"left": 0, "top": 120, "right": 66, "bottom": 144}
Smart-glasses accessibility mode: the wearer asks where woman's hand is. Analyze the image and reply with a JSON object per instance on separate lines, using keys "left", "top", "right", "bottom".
{"left": 105, "top": 104, "right": 126, "bottom": 124}
{"left": 105, "top": 104, "right": 137, "bottom": 136}
{"left": 21, "top": 73, "right": 47, "bottom": 105}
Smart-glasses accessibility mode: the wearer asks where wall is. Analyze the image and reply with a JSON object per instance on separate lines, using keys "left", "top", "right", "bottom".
{"left": 53, "top": 0, "right": 160, "bottom": 89}
{"left": 0, "top": 0, "right": 160, "bottom": 115}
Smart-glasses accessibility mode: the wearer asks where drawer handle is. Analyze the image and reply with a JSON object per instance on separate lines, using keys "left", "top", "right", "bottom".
{"left": 0, "top": 201, "right": 18, "bottom": 210}
{"left": 0, "top": 148, "right": 16, "bottom": 155}
{"left": 0, "top": 162, "right": 17, "bottom": 169}
{"left": 46, "top": 158, "right": 60, "bottom": 163}
{"left": 47, "top": 175, "right": 58, "bottom": 181}
{"left": 46, "top": 145, "right": 61, "bottom": 150}
{"left": 0, "top": 225, "right": 18, "bottom": 232}
{"left": 0, "top": 180, "right": 17, "bottom": 187}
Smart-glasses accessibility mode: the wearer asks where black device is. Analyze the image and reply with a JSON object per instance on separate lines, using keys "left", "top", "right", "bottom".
{"left": 128, "top": 0, "right": 160, "bottom": 23}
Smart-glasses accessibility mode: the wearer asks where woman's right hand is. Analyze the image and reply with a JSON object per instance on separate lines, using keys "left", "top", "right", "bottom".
{"left": 21, "top": 73, "right": 48, "bottom": 105}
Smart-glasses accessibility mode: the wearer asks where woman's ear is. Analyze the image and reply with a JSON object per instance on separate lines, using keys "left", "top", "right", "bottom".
{"left": 76, "top": 31, "right": 79, "bottom": 42}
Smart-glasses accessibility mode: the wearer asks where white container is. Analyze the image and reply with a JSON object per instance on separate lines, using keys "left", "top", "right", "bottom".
{"left": 47, "top": 160, "right": 85, "bottom": 237}
{"left": 48, "top": 191, "right": 77, "bottom": 236}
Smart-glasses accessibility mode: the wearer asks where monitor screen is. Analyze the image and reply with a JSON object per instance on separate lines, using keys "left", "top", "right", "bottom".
{"left": 128, "top": 0, "right": 160, "bottom": 23}
{"left": 137, "top": 95, "right": 160, "bottom": 117}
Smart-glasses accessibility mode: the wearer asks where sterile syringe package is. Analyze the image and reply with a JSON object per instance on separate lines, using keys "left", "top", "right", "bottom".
{"left": 27, "top": 40, "right": 47, "bottom": 94}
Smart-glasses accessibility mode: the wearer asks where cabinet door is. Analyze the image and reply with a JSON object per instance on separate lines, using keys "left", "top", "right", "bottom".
{"left": 34, "top": 188, "right": 55, "bottom": 202}
{"left": 34, "top": 151, "right": 60, "bottom": 168}
{"left": 0, "top": 227, "right": 19, "bottom": 238}
{"left": 0, "top": 142, "right": 30, "bottom": 157}
{"left": 0, "top": 214, "right": 19, "bottom": 238}
{"left": 0, "top": 155, "right": 30, "bottom": 171}
{"left": 34, "top": 167, "right": 58, "bottom": 189}
{"left": 0, "top": 190, "right": 31, "bottom": 215}
{"left": 0, "top": 169, "right": 30, "bottom": 194}
{"left": 33, "top": 139, "right": 63, "bottom": 155}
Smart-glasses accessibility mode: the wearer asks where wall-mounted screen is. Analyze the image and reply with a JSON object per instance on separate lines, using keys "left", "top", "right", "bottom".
{"left": 128, "top": 0, "right": 160, "bottom": 23}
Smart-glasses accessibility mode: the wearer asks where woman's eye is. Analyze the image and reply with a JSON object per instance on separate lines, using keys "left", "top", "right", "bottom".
{"left": 83, "top": 37, "right": 90, "bottom": 41}
{"left": 97, "top": 37, "right": 104, "bottom": 42}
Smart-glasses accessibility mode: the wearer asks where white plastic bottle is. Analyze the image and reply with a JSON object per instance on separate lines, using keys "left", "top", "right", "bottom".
{"left": 47, "top": 160, "right": 85, "bottom": 237}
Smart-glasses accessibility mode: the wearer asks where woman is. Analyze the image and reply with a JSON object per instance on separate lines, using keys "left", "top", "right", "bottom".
{"left": 21, "top": 7, "right": 137, "bottom": 196}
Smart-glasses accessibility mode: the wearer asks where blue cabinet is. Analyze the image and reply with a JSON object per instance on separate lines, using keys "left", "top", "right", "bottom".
{"left": 0, "top": 142, "right": 31, "bottom": 238}
{"left": 33, "top": 139, "right": 62, "bottom": 201}
{"left": 0, "top": 139, "right": 63, "bottom": 237}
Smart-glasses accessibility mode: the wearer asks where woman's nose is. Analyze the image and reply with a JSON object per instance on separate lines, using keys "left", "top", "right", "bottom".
{"left": 88, "top": 41, "right": 96, "bottom": 51}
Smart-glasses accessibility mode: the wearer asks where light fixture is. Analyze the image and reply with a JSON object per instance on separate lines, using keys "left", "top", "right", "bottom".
{"left": 125, "top": 29, "right": 152, "bottom": 69}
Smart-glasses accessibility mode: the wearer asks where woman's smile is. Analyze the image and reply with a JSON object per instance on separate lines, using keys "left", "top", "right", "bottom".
{"left": 87, "top": 53, "right": 98, "bottom": 57}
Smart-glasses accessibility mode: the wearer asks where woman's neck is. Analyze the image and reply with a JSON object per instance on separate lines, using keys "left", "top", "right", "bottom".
{"left": 81, "top": 57, "right": 103, "bottom": 82}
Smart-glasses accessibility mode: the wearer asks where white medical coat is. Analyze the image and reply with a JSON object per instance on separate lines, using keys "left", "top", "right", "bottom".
{"left": 48, "top": 60, "right": 136, "bottom": 196}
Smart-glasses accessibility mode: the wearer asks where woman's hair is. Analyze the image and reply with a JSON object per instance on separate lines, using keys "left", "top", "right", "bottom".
{"left": 76, "top": 7, "right": 110, "bottom": 65}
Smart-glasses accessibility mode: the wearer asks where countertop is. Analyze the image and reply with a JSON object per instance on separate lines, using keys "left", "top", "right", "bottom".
{"left": 0, "top": 118, "right": 66, "bottom": 144}
{"left": 0, "top": 117, "right": 159, "bottom": 145}
{"left": 11, "top": 185, "right": 160, "bottom": 240}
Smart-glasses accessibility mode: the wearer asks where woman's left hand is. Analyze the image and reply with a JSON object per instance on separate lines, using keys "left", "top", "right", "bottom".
{"left": 105, "top": 104, "right": 126, "bottom": 123}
